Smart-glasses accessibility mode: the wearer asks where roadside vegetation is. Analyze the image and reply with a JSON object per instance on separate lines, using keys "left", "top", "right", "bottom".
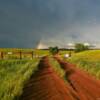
{"left": 68, "top": 50, "right": 100, "bottom": 79}
{"left": 0, "top": 59, "right": 39, "bottom": 100}
{"left": 1, "top": 48, "right": 100, "bottom": 100}
{"left": 34, "top": 49, "right": 49, "bottom": 56}
{"left": 49, "top": 57, "right": 67, "bottom": 82}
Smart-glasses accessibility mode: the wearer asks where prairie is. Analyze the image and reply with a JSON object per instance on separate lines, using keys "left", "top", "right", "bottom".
{"left": 68, "top": 50, "right": 100, "bottom": 79}
{"left": 0, "top": 59, "right": 39, "bottom": 100}
{"left": 0, "top": 49, "right": 68, "bottom": 100}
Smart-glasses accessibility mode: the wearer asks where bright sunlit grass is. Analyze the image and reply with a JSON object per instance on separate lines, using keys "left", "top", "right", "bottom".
{"left": 0, "top": 59, "right": 39, "bottom": 100}
{"left": 49, "top": 57, "right": 66, "bottom": 80}
{"left": 68, "top": 50, "right": 100, "bottom": 79}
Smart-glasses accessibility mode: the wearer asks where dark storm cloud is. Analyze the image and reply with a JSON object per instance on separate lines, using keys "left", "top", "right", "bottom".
{"left": 0, "top": 0, "right": 100, "bottom": 47}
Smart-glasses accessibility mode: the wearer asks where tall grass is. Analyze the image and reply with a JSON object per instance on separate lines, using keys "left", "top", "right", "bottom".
{"left": 0, "top": 59, "right": 39, "bottom": 100}
{"left": 49, "top": 57, "right": 66, "bottom": 81}
{"left": 68, "top": 50, "right": 100, "bottom": 79}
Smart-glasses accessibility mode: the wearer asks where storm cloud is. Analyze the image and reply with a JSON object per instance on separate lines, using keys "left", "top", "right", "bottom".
{"left": 0, "top": 0, "right": 100, "bottom": 48}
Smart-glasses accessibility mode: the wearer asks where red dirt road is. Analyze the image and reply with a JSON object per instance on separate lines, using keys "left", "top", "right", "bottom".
{"left": 20, "top": 57, "right": 79, "bottom": 100}
{"left": 55, "top": 56, "right": 100, "bottom": 100}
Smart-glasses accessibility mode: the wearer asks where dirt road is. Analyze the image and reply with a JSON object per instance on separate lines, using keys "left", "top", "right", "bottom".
{"left": 20, "top": 57, "right": 79, "bottom": 100}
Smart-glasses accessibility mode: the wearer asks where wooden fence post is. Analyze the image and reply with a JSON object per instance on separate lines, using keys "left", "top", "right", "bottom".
{"left": 69, "top": 49, "right": 72, "bottom": 57}
{"left": 19, "top": 51, "right": 22, "bottom": 59}
{"left": 31, "top": 51, "right": 34, "bottom": 59}
{"left": 1, "top": 52, "right": 4, "bottom": 59}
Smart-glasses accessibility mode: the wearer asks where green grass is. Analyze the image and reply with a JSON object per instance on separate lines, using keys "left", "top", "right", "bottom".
{"left": 34, "top": 49, "right": 49, "bottom": 56}
{"left": 49, "top": 57, "right": 66, "bottom": 81}
{"left": 0, "top": 59, "right": 39, "bottom": 100}
{"left": 68, "top": 50, "right": 100, "bottom": 79}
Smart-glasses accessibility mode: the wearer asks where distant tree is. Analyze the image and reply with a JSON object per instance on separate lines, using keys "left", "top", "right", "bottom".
{"left": 49, "top": 46, "right": 59, "bottom": 55}
{"left": 74, "top": 43, "right": 89, "bottom": 52}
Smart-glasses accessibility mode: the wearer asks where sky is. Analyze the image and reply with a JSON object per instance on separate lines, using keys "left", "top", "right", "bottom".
{"left": 0, "top": 0, "right": 100, "bottom": 48}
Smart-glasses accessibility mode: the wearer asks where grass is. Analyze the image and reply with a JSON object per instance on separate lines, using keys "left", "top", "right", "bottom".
{"left": 49, "top": 57, "right": 66, "bottom": 81}
{"left": 0, "top": 59, "right": 39, "bottom": 100}
{"left": 34, "top": 49, "right": 50, "bottom": 56}
{"left": 68, "top": 50, "right": 100, "bottom": 79}
{"left": 0, "top": 48, "right": 71, "bottom": 100}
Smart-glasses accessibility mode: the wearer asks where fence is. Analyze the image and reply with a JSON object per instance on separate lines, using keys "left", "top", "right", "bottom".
{"left": 0, "top": 51, "right": 37, "bottom": 60}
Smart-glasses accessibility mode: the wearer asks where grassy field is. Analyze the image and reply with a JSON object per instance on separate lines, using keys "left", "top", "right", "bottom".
{"left": 0, "top": 48, "right": 69, "bottom": 100}
{"left": 34, "top": 49, "right": 50, "bottom": 56}
{"left": 59, "top": 50, "right": 74, "bottom": 57}
{"left": 0, "top": 59, "right": 39, "bottom": 100}
{"left": 68, "top": 50, "right": 100, "bottom": 79}
{"left": 1, "top": 48, "right": 100, "bottom": 100}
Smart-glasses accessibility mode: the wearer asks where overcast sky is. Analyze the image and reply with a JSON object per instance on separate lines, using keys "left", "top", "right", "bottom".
{"left": 0, "top": 0, "right": 100, "bottom": 48}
